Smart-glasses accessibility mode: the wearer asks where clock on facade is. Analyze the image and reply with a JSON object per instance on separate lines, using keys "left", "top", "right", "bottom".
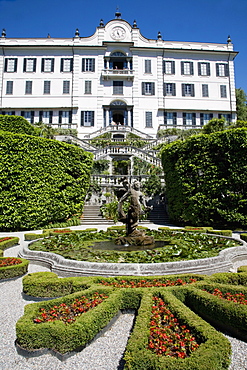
{"left": 111, "top": 27, "right": 126, "bottom": 40}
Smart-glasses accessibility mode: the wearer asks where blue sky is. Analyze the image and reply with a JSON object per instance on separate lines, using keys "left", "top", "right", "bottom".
{"left": 0, "top": 0, "right": 247, "bottom": 93}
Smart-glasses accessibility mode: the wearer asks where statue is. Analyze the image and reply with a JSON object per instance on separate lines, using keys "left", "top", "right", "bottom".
{"left": 116, "top": 179, "right": 154, "bottom": 246}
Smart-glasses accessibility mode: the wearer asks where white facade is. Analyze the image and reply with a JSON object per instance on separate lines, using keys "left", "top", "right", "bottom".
{"left": 0, "top": 14, "right": 238, "bottom": 138}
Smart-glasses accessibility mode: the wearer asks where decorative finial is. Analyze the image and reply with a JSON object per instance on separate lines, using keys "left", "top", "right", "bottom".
{"left": 75, "top": 28, "right": 80, "bottom": 37}
{"left": 227, "top": 35, "right": 232, "bottom": 44}
{"left": 47, "top": 33, "right": 51, "bottom": 38}
{"left": 157, "top": 31, "right": 162, "bottom": 40}
{"left": 99, "top": 19, "right": 104, "bottom": 27}
{"left": 133, "top": 20, "right": 137, "bottom": 28}
{"left": 2, "top": 29, "right": 6, "bottom": 38}
{"left": 115, "top": 7, "right": 121, "bottom": 18}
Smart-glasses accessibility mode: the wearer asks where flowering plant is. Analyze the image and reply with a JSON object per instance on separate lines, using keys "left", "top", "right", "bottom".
{"left": 100, "top": 278, "right": 197, "bottom": 288}
{"left": 0, "top": 257, "right": 22, "bottom": 268}
{"left": 0, "top": 237, "right": 14, "bottom": 243}
{"left": 33, "top": 292, "right": 108, "bottom": 324}
{"left": 148, "top": 296, "right": 199, "bottom": 358}
{"left": 207, "top": 288, "right": 247, "bottom": 305}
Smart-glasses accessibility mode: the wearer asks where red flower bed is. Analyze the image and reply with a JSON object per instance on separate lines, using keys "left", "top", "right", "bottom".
{"left": 0, "top": 237, "right": 13, "bottom": 243}
{"left": 148, "top": 297, "right": 199, "bottom": 358}
{"left": 208, "top": 288, "right": 247, "bottom": 305}
{"left": 0, "top": 257, "right": 22, "bottom": 268}
{"left": 33, "top": 292, "right": 108, "bottom": 324}
{"left": 100, "top": 278, "right": 197, "bottom": 288}
{"left": 53, "top": 230, "right": 72, "bottom": 234}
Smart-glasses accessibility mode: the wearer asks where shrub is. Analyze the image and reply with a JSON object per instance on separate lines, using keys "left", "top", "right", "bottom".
{"left": 0, "top": 115, "right": 37, "bottom": 135}
{"left": 0, "top": 131, "right": 93, "bottom": 231}
{"left": 0, "top": 257, "right": 29, "bottom": 280}
{"left": 0, "top": 236, "right": 19, "bottom": 251}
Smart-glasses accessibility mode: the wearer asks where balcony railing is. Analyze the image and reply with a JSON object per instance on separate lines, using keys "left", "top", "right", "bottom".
{"left": 102, "top": 68, "right": 134, "bottom": 80}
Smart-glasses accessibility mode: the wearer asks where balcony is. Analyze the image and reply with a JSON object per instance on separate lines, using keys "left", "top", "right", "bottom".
{"left": 102, "top": 68, "right": 134, "bottom": 81}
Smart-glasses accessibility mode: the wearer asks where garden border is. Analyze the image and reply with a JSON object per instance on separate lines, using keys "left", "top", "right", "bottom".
{"left": 18, "top": 235, "right": 247, "bottom": 277}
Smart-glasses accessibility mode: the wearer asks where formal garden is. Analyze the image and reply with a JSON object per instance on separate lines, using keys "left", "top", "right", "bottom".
{"left": 1, "top": 113, "right": 247, "bottom": 368}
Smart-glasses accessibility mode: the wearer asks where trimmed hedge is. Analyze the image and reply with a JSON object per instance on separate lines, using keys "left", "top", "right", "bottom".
{"left": 0, "top": 258, "right": 29, "bottom": 279}
{"left": 124, "top": 289, "right": 231, "bottom": 370}
{"left": 22, "top": 272, "right": 205, "bottom": 298}
{"left": 0, "top": 131, "right": 93, "bottom": 231}
{"left": 161, "top": 128, "right": 247, "bottom": 228}
{"left": 0, "top": 237, "right": 19, "bottom": 257}
{"left": 0, "top": 115, "right": 37, "bottom": 136}
{"left": 240, "top": 233, "right": 247, "bottom": 242}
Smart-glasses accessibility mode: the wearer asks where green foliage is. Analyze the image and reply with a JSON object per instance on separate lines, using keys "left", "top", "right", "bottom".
{"left": 0, "top": 258, "right": 29, "bottom": 280}
{"left": 235, "top": 88, "right": 247, "bottom": 121}
{"left": 0, "top": 131, "right": 93, "bottom": 231}
{"left": 0, "top": 236, "right": 19, "bottom": 251}
{"left": 113, "top": 159, "right": 130, "bottom": 175}
{"left": 202, "top": 118, "right": 227, "bottom": 134}
{"left": 142, "top": 173, "right": 163, "bottom": 196}
{"left": 161, "top": 128, "right": 247, "bottom": 228}
{"left": 91, "top": 159, "right": 109, "bottom": 174}
{"left": 0, "top": 115, "right": 37, "bottom": 135}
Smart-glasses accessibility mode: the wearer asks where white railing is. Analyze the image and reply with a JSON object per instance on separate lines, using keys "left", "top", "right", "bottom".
{"left": 91, "top": 174, "right": 165, "bottom": 187}
{"left": 84, "top": 125, "right": 153, "bottom": 140}
{"left": 102, "top": 69, "right": 134, "bottom": 79}
{"left": 54, "top": 135, "right": 96, "bottom": 151}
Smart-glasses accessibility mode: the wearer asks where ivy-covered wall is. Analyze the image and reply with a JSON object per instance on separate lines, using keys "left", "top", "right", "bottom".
{"left": 161, "top": 128, "right": 247, "bottom": 228}
{"left": 0, "top": 131, "right": 93, "bottom": 231}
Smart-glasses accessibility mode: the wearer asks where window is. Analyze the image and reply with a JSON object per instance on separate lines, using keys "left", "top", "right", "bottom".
{"left": 183, "top": 113, "right": 196, "bottom": 126}
{"left": 163, "top": 61, "right": 175, "bottom": 74}
{"left": 164, "top": 83, "right": 176, "bottom": 96}
{"left": 25, "top": 81, "right": 32, "bottom": 94}
{"left": 144, "top": 59, "right": 151, "bottom": 74}
{"left": 182, "top": 84, "right": 195, "bottom": 97}
{"left": 5, "top": 58, "right": 18, "bottom": 72}
{"left": 164, "top": 112, "right": 177, "bottom": 126}
{"left": 63, "top": 81, "right": 70, "bottom": 94}
{"left": 220, "top": 85, "right": 227, "bottom": 98}
{"left": 61, "top": 58, "right": 73, "bottom": 72}
{"left": 142, "top": 82, "right": 155, "bottom": 95}
{"left": 0, "top": 111, "right": 15, "bottom": 116}
{"left": 181, "top": 61, "right": 193, "bottom": 75}
{"left": 202, "top": 84, "right": 209, "bottom": 97}
{"left": 81, "top": 111, "right": 94, "bottom": 126}
{"left": 6, "top": 81, "right": 13, "bottom": 95}
{"left": 218, "top": 113, "right": 231, "bottom": 122}
{"left": 41, "top": 58, "right": 54, "bottom": 72}
{"left": 145, "top": 112, "right": 152, "bottom": 127}
{"left": 198, "top": 62, "right": 210, "bottom": 76}
{"left": 44, "top": 81, "right": 51, "bottom": 94}
{"left": 23, "top": 58, "right": 36, "bottom": 72}
{"left": 82, "top": 58, "right": 95, "bottom": 72}
{"left": 200, "top": 113, "right": 213, "bottom": 126}
{"left": 21, "top": 111, "right": 34, "bottom": 123}
{"left": 113, "top": 81, "right": 123, "bottom": 94}
{"left": 216, "top": 63, "right": 229, "bottom": 77}
{"left": 85, "top": 80, "right": 92, "bottom": 94}
{"left": 39, "top": 111, "right": 53, "bottom": 124}
{"left": 59, "top": 111, "right": 72, "bottom": 124}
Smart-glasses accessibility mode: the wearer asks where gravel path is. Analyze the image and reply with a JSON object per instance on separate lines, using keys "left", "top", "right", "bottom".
{"left": 1, "top": 230, "right": 247, "bottom": 369}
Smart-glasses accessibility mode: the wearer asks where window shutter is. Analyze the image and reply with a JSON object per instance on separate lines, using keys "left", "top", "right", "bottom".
{"left": 41, "top": 59, "right": 44, "bottom": 72}
{"left": 39, "top": 111, "right": 43, "bottom": 122}
{"left": 207, "top": 63, "right": 210, "bottom": 76}
{"left": 216, "top": 63, "right": 219, "bottom": 76}
{"left": 69, "top": 111, "right": 72, "bottom": 123}
{"left": 163, "top": 61, "right": 165, "bottom": 74}
{"left": 92, "top": 59, "right": 95, "bottom": 72}
{"left": 59, "top": 111, "right": 62, "bottom": 124}
{"left": 151, "top": 82, "right": 155, "bottom": 95}
{"left": 4, "top": 59, "right": 8, "bottom": 72}
{"left": 183, "top": 113, "right": 186, "bottom": 125}
{"left": 142, "top": 82, "right": 145, "bottom": 95}
{"left": 182, "top": 84, "right": 185, "bottom": 96}
{"left": 33, "top": 58, "right": 37, "bottom": 72}
{"left": 171, "top": 61, "right": 175, "bottom": 74}
{"left": 181, "top": 61, "right": 184, "bottom": 75}
{"left": 21, "top": 111, "right": 25, "bottom": 117}
{"left": 51, "top": 59, "right": 54, "bottom": 72}
{"left": 23, "top": 58, "right": 27, "bottom": 72}
{"left": 81, "top": 111, "right": 84, "bottom": 126}
{"left": 191, "top": 84, "right": 195, "bottom": 97}
{"left": 70, "top": 59, "right": 73, "bottom": 72}
{"left": 31, "top": 111, "right": 35, "bottom": 124}
{"left": 200, "top": 113, "right": 204, "bottom": 126}
{"left": 173, "top": 112, "right": 177, "bottom": 125}
{"left": 91, "top": 111, "right": 95, "bottom": 126}
{"left": 145, "top": 59, "right": 151, "bottom": 73}
{"left": 60, "top": 59, "right": 63, "bottom": 72}
{"left": 198, "top": 62, "right": 201, "bottom": 76}
{"left": 210, "top": 113, "right": 213, "bottom": 120}
{"left": 163, "top": 83, "right": 166, "bottom": 96}
{"left": 225, "top": 64, "right": 229, "bottom": 77}
{"left": 82, "top": 59, "right": 85, "bottom": 72}
{"left": 11, "top": 111, "right": 15, "bottom": 116}
{"left": 190, "top": 62, "right": 194, "bottom": 75}
{"left": 14, "top": 59, "right": 17, "bottom": 72}
{"left": 172, "top": 83, "right": 176, "bottom": 96}
{"left": 49, "top": 111, "right": 53, "bottom": 124}
{"left": 192, "top": 113, "right": 196, "bottom": 126}
{"left": 164, "top": 111, "right": 167, "bottom": 124}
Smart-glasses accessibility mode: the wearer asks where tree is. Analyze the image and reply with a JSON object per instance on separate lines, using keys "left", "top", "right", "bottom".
{"left": 202, "top": 118, "right": 226, "bottom": 134}
{"left": 236, "top": 88, "right": 247, "bottom": 121}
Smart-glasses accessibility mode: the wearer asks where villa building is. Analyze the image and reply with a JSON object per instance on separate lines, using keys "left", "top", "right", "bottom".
{"left": 0, "top": 11, "right": 238, "bottom": 139}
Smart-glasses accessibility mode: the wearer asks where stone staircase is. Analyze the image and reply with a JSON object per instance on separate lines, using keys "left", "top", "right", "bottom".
{"left": 145, "top": 203, "right": 170, "bottom": 225}
{"left": 81, "top": 204, "right": 114, "bottom": 225}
